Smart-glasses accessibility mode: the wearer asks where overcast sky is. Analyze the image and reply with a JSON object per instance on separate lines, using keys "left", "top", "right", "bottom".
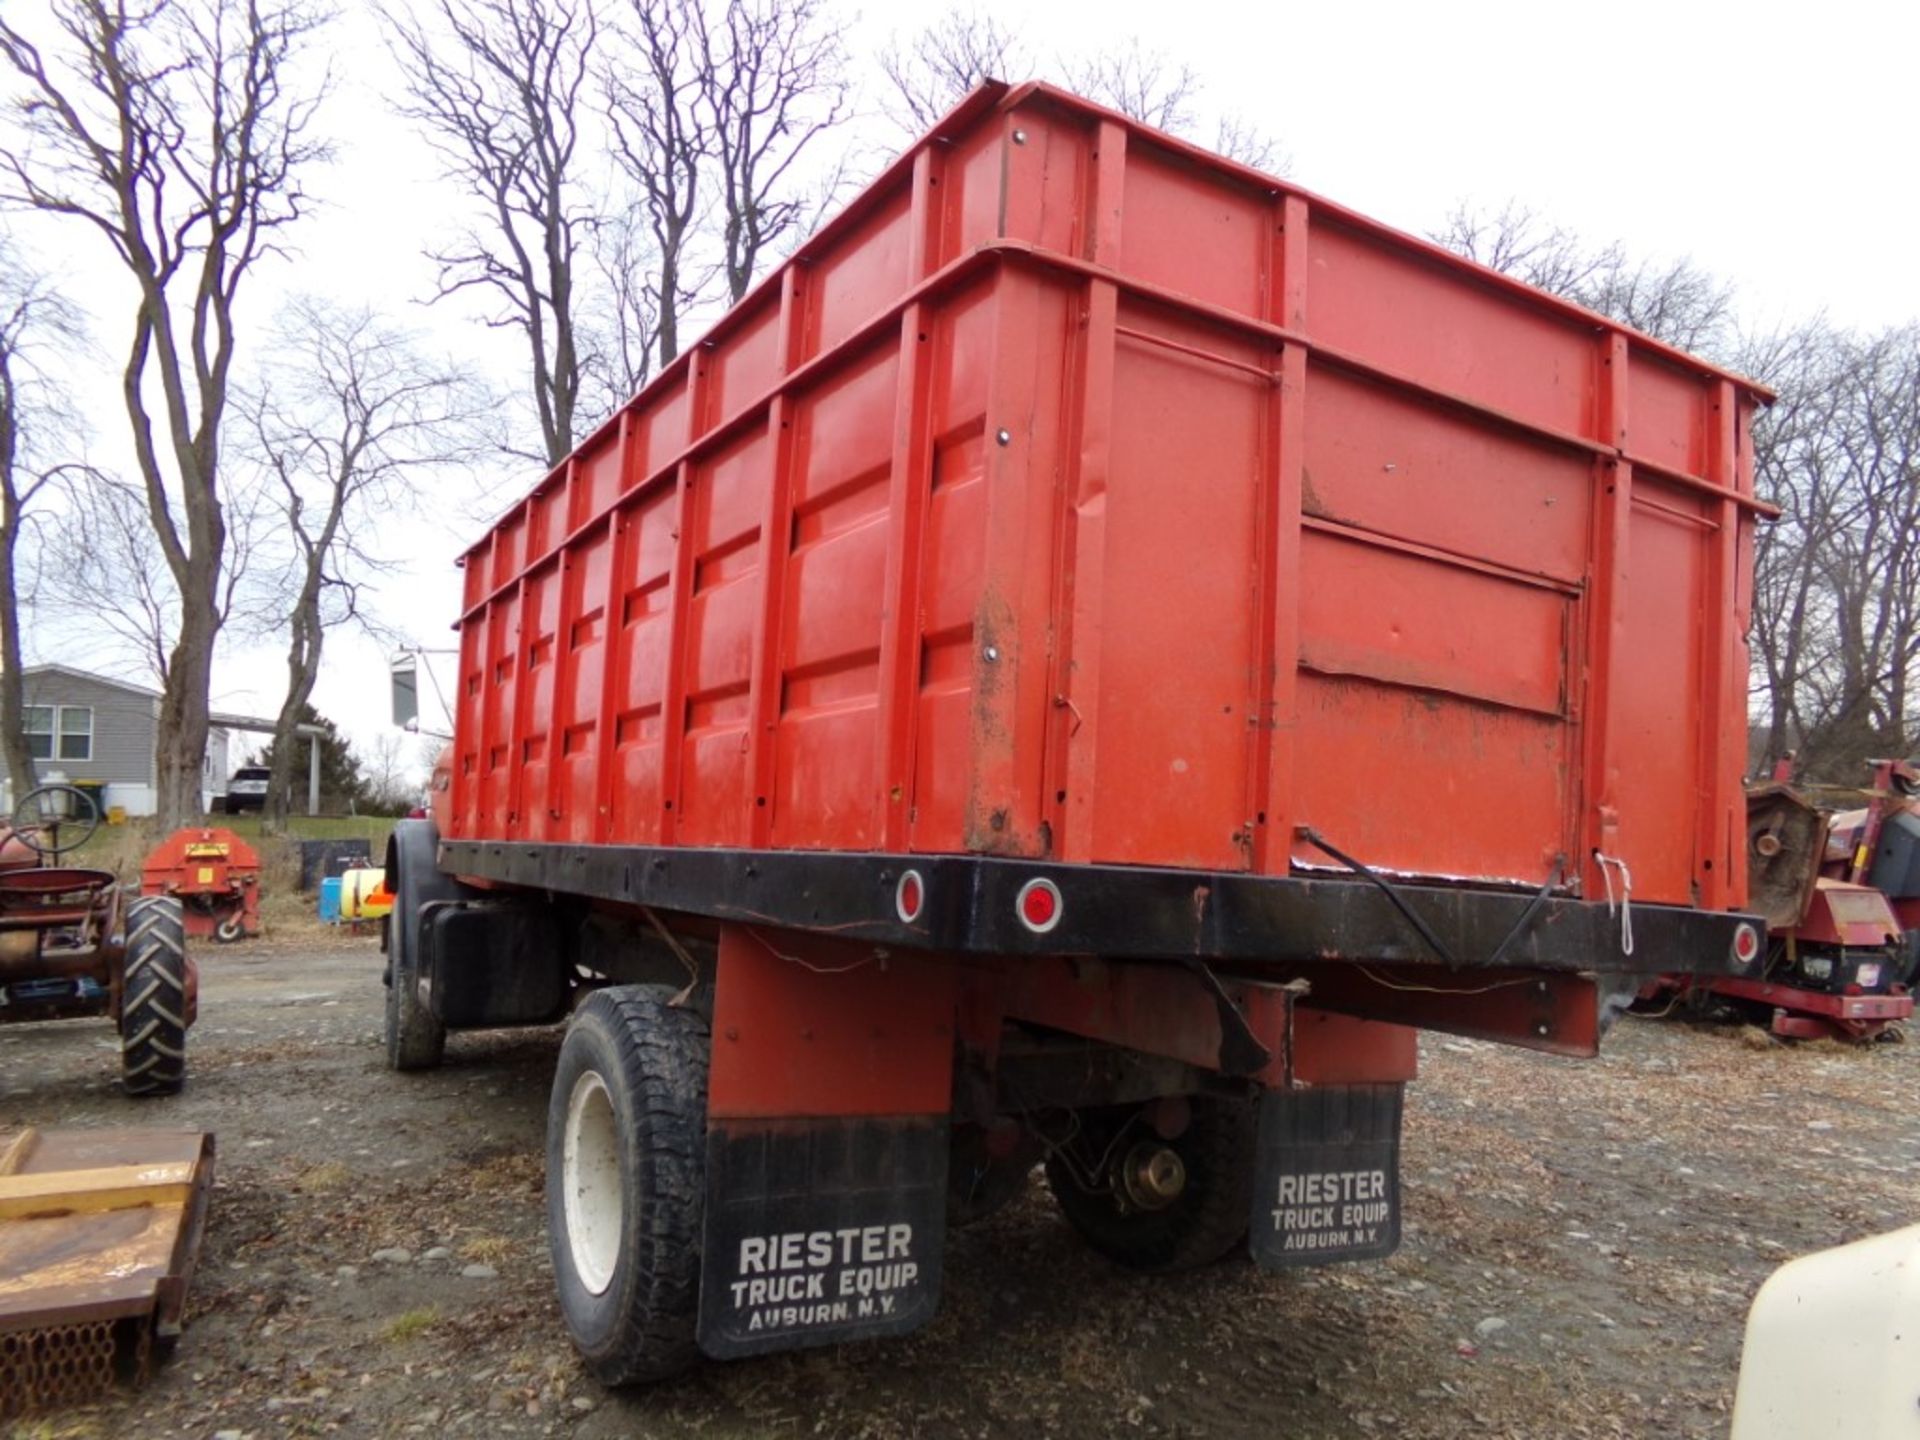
{"left": 10, "top": 0, "right": 1917, "bottom": 775}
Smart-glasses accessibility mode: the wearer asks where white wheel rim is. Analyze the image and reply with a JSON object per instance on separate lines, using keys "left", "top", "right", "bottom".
{"left": 562, "top": 1069, "right": 623, "bottom": 1296}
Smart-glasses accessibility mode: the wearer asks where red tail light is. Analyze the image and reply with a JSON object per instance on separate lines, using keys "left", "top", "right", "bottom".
{"left": 1016, "top": 878, "right": 1062, "bottom": 934}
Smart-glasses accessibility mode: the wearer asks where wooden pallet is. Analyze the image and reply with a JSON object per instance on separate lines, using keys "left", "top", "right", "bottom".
{"left": 0, "top": 1127, "right": 214, "bottom": 1413}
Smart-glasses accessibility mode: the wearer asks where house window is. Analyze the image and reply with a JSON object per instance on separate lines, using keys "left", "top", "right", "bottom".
{"left": 24, "top": 706, "right": 52, "bottom": 761}
{"left": 58, "top": 707, "right": 92, "bottom": 761}
{"left": 24, "top": 705, "right": 92, "bottom": 762}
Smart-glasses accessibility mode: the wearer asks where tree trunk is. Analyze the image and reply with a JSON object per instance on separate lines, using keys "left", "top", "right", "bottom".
{"left": 154, "top": 589, "right": 218, "bottom": 828}
{"left": 657, "top": 243, "right": 680, "bottom": 368}
{"left": 264, "top": 600, "right": 322, "bottom": 832}
{"left": 0, "top": 337, "right": 33, "bottom": 807}
{"left": 0, "top": 535, "right": 34, "bottom": 805}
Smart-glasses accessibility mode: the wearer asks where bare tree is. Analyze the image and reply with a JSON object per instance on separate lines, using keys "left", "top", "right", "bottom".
{"left": 701, "top": 0, "right": 849, "bottom": 303}
{"left": 356, "top": 730, "right": 424, "bottom": 814}
{"left": 601, "top": 0, "right": 852, "bottom": 369}
{"left": 0, "top": 239, "right": 84, "bottom": 802}
{"left": 53, "top": 464, "right": 274, "bottom": 688}
{"left": 1212, "top": 113, "right": 1287, "bottom": 173}
{"left": 603, "top": 0, "right": 707, "bottom": 371}
{"left": 1741, "top": 319, "right": 1853, "bottom": 769}
{"left": 878, "top": 9, "right": 1286, "bottom": 172}
{"left": 386, "top": 0, "right": 598, "bottom": 466}
{"left": 0, "top": 0, "right": 330, "bottom": 827}
{"left": 56, "top": 474, "right": 178, "bottom": 685}
{"left": 1432, "top": 202, "right": 1736, "bottom": 359}
{"left": 245, "top": 298, "right": 488, "bottom": 829}
{"left": 1433, "top": 201, "right": 1626, "bottom": 305}
{"left": 584, "top": 201, "right": 664, "bottom": 406}
{"left": 1779, "top": 326, "right": 1920, "bottom": 776}
{"left": 877, "top": 4, "right": 1025, "bottom": 132}
{"left": 1588, "top": 254, "right": 1738, "bottom": 360}
{"left": 1062, "top": 39, "right": 1200, "bottom": 133}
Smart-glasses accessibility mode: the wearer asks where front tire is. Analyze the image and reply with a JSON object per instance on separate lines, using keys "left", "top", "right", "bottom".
{"left": 121, "top": 896, "right": 189, "bottom": 1097}
{"left": 547, "top": 986, "right": 709, "bottom": 1386}
{"left": 1045, "top": 1096, "right": 1257, "bottom": 1272}
{"left": 384, "top": 820, "right": 447, "bottom": 1071}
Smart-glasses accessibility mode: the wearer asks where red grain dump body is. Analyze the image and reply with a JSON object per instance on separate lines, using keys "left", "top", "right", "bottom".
{"left": 384, "top": 83, "right": 1768, "bottom": 1382}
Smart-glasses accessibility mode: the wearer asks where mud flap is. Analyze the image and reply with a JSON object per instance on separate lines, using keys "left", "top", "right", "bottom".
{"left": 697, "top": 1115, "right": 948, "bottom": 1360}
{"left": 1248, "top": 1083, "right": 1403, "bottom": 1269}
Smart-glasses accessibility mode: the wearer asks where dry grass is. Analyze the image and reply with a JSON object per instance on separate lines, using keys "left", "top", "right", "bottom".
{"left": 459, "top": 1151, "right": 543, "bottom": 1196}
{"left": 62, "top": 817, "right": 165, "bottom": 882}
{"left": 460, "top": 1234, "right": 515, "bottom": 1264}
{"left": 383, "top": 1307, "right": 440, "bottom": 1342}
{"left": 2, "top": 1420, "right": 108, "bottom": 1440}
{"left": 298, "top": 1161, "right": 353, "bottom": 1192}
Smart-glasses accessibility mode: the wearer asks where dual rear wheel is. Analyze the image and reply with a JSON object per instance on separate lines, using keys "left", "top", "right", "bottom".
{"left": 1043, "top": 1096, "right": 1258, "bottom": 1273}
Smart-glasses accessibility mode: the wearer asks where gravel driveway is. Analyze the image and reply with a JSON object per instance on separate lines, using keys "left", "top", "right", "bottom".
{"left": 4, "top": 931, "right": 1914, "bottom": 1439}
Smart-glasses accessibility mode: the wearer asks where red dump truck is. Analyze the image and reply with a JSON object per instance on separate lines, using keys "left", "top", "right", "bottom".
{"left": 383, "top": 82, "right": 1770, "bottom": 1382}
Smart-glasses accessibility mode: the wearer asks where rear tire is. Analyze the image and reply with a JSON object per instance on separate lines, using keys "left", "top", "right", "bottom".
{"left": 384, "top": 820, "right": 447, "bottom": 1071}
{"left": 547, "top": 986, "right": 709, "bottom": 1386}
{"left": 121, "top": 896, "right": 189, "bottom": 1097}
{"left": 1045, "top": 1096, "right": 1256, "bottom": 1272}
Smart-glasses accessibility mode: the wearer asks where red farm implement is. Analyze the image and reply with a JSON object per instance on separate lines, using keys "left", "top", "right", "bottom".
{"left": 139, "top": 827, "right": 262, "bottom": 944}
{"left": 1643, "top": 760, "right": 1920, "bottom": 1040}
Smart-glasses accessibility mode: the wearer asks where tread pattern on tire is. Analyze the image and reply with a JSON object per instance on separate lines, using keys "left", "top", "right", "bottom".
{"left": 122, "top": 895, "right": 188, "bottom": 1097}
{"left": 549, "top": 985, "right": 710, "bottom": 1387}
{"left": 1045, "top": 1097, "right": 1257, "bottom": 1273}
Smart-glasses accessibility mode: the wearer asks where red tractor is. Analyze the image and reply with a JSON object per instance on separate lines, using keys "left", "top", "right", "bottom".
{"left": 1643, "top": 760, "right": 1920, "bottom": 1040}
{"left": 0, "top": 785, "right": 195, "bottom": 1093}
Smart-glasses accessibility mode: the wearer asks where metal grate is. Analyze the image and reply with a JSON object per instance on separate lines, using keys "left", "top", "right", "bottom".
{"left": 0, "top": 1318, "right": 147, "bottom": 1416}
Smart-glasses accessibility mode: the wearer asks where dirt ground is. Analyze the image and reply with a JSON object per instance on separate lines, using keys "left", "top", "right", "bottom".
{"left": 5, "top": 930, "right": 1918, "bottom": 1440}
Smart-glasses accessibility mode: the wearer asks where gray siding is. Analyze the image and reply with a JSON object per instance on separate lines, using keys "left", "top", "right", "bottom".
{"left": 19, "top": 670, "right": 157, "bottom": 786}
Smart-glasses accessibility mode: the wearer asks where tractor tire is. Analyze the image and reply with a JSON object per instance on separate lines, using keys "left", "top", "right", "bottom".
{"left": 1045, "top": 1096, "right": 1257, "bottom": 1273}
{"left": 384, "top": 819, "right": 447, "bottom": 1071}
{"left": 547, "top": 986, "right": 709, "bottom": 1386}
{"left": 121, "top": 896, "right": 189, "bottom": 1097}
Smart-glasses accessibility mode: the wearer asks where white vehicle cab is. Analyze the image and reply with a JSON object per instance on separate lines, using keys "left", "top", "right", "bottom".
{"left": 1731, "top": 1223, "right": 1920, "bottom": 1437}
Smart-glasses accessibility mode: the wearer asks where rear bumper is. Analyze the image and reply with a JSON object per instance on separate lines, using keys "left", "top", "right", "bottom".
{"left": 440, "top": 840, "right": 1759, "bottom": 977}
{"left": 1701, "top": 975, "right": 1914, "bottom": 1021}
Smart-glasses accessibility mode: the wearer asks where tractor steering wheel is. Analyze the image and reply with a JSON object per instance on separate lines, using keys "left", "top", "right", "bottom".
{"left": 9, "top": 784, "right": 101, "bottom": 858}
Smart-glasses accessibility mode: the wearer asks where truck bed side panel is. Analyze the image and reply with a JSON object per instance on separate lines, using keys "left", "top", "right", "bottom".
{"left": 449, "top": 84, "right": 1765, "bottom": 914}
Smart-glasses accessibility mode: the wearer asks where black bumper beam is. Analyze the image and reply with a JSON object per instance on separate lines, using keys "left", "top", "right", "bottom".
{"left": 439, "top": 841, "right": 1758, "bottom": 978}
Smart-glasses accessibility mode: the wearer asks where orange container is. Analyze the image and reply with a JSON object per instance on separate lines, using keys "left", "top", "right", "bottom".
{"left": 445, "top": 82, "right": 1767, "bottom": 916}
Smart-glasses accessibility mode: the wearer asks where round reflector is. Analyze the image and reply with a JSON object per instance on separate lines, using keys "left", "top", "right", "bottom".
{"left": 1732, "top": 922, "right": 1761, "bottom": 965}
{"left": 895, "top": 869, "right": 925, "bottom": 924}
{"left": 1016, "top": 877, "right": 1062, "bottom": 934}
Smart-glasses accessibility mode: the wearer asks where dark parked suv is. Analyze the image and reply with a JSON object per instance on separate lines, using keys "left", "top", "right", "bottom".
{"left": 224, "top": 765, "right": 271, "bottom": 814}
